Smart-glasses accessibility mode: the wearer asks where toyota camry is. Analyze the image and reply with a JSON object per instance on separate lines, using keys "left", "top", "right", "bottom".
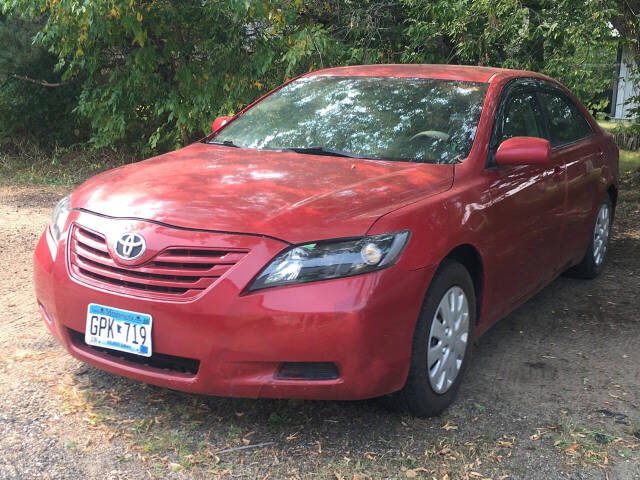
{"left": 34, "top": 65, "right": 618, "bottom": 416}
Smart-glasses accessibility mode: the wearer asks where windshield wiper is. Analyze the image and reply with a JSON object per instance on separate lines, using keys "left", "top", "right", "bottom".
{"left": 283, "top": 146, "right": 363, "bottom": 158}
{"left": 208, "top": 139, "right": 241, "bottom": 148}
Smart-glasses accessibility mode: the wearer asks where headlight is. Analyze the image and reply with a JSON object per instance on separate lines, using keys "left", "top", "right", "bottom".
{"left": 50, "top": 195, "right": 71, "bottom": 244}
{"left": 249, "top": 230, "right": 410, "bottom": 291}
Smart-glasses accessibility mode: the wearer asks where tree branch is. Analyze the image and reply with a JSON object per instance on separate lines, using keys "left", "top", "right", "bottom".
{"left": 11, "top": 74, "right": 73, "bottom": 88}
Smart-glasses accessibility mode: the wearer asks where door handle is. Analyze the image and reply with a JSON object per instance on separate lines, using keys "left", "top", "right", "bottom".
{"left": 551, "top": 165, "right": 564, "bottom": 180}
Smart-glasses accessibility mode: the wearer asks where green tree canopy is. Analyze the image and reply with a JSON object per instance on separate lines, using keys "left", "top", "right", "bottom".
{"left": 0, "top": 0, "right": 625, "bottom": 152}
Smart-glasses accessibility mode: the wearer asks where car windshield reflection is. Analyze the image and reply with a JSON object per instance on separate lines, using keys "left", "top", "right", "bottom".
{"left": 212, "top": 76, "right": 488, "bottom": 164}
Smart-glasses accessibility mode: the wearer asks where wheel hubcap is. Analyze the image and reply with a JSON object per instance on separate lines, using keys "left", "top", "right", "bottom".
{"left": 427, "top": 286, "right": 470, "bottom": 394}
{"left": 593, "top": 203, "right": 610, "bottom": 267}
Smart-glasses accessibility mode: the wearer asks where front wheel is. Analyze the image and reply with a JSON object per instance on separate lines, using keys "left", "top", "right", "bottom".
{"left": 386, "top": 260, "right": 475, "bottom": 417}
{"left": 565, "top": 196, "right": 613, "bottom": 279}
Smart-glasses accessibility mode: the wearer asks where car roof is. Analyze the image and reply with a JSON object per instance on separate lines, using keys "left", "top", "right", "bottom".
{"left": 304, "top": 64, "right": 550, "bottom": 84}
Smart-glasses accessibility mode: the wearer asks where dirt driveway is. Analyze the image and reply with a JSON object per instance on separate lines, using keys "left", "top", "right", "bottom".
{"left": 0, "top": 181, "right": 638, "bottom": 480}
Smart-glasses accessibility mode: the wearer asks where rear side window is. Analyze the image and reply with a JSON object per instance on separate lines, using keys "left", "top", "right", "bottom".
{"left": 539, "top": 91, "right": 593, "bottom": 147}
{"left": 500, "top": 90, "right": 547, "bottom": 143}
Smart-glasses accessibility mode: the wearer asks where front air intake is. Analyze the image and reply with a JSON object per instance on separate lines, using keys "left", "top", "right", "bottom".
{"left": 276, "top": 362, "right": 340, "bottom": 380}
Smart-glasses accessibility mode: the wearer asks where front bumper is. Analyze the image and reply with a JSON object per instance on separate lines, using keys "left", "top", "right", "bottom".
{"left": 34, "top": 211, "right": 434, "bottom": 400}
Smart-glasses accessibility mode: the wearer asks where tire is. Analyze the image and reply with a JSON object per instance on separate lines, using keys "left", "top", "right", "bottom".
{"left": 385, "top": 259, "right": 476, "bottom": 417}
{"left": 565, "top": 195, "right": 613, "bottom": 279}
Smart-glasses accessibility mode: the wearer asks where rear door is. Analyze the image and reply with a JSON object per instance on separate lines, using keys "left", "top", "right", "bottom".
{"left": 483, "top": 81, "right": 567, "bottom": 318}
{"left": 537, "top": 84, "right": 602, "bottom": 268}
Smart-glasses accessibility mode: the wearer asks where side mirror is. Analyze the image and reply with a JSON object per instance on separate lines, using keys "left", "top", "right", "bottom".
{"left": 212, "top": 116, "right": 232, "bottom": 133}
{"left": 495, "top": 137, "right": 551, "bottom": 166}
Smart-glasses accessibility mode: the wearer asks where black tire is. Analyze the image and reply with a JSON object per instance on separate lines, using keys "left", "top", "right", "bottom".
{"left": 565, "top": 195, "right": 613, "bottom": 280}
{"left": 385, "top": 259, "right": 476, "bottom": 417}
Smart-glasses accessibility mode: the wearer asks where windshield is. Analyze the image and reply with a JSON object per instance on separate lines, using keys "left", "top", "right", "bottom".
{"left": 212, "top": 76, "right": 488, "bottom": 164}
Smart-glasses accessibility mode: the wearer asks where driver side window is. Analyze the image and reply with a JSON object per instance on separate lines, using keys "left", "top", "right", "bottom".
{"left": 500, "top": 90, "right": 547, "bottom": 144}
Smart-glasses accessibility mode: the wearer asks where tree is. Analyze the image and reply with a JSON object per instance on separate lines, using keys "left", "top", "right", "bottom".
{"left": 0, "top": 0, "right": 627, "bottom": 152}
{"left": 401, "top": 0, "right": 618, "bottom": 110}
{"left": 2, "top": 0, "right": 336, "bottom": 152}
{"left": 0, "top": 13, "right": 82, "bottom": 145}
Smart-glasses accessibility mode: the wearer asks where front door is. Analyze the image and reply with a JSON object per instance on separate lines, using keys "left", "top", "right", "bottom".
{"left": 483, "top": 83, "right": 567, "bottom": 320}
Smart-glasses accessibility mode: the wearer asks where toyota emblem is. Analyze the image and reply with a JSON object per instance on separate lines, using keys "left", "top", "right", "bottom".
{"left": 114, "top": 232, "right": 146, "bottom": 260}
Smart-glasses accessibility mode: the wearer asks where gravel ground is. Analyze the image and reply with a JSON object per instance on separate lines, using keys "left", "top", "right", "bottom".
{"left": 0, "top": 181, "right": 638, "bottom": 480}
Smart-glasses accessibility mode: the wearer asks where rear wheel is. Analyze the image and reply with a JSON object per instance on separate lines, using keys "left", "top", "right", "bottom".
{"left": 386, "top": 260, "right": 475, "bottom": 417}
{"left": 565, "top": 196, "right": 613, "bottom": 279}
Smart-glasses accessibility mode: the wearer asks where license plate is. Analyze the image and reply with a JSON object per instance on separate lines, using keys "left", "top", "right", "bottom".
{"left": 85, "top": 303, "right": 152, "bottom": 357}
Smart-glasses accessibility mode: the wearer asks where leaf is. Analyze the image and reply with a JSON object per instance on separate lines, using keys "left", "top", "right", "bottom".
{"left": 566, "top": 442, "right": 580, "bottom": 454}
{"left": 473, "top": 402, "right": 486, "bottom": 412}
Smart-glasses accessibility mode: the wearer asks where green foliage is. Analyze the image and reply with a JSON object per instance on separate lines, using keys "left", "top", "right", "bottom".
{"left": 0, "top": 0, "right": 626, "bottom": 153}
{"left": 401, "top": 0, "right": 618, "bottom": 111}
{"left": 605, "top": 121, "right": 640, "bottom": 150}
{"left": 0, "top": 14, "right": 83, "bottom": 146}
{"left": 2, "top": 0, "right": 334, "bottom": 152}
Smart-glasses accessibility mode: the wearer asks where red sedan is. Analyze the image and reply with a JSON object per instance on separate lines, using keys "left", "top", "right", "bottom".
{"left": 34, "top": 65, "right": 618, "bottom": 416}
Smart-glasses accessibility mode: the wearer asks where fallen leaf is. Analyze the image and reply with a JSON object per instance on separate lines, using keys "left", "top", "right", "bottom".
{"left": 441, "top": 422, "right": 458, "bottom": 431}
{"left": 567, "top": 443, "right": 580, "bottom": 454}
{"left": 437, "top": 446, "right": 451, "bottom": 456}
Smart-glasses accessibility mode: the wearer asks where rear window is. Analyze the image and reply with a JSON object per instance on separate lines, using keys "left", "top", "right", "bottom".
{"left": 539, "top": 91, "right": 593, "bottom": 147}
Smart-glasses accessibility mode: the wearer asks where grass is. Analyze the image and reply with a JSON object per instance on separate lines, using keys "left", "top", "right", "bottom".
{"left": 620, "top": 148, "right": 640, "bottom": 173}
{"left": 597, "top": 120, "right": 631, "bottom": 132}
{"left": 0, "top": 139, "right": 135, "bottom": 186}
{"left": 540, "top": 417, "right": 615, "bottom": 467}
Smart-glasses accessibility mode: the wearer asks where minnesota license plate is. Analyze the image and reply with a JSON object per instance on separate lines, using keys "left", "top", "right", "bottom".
{"left": 85, "top": 303, "right": 152, "bottom": 357}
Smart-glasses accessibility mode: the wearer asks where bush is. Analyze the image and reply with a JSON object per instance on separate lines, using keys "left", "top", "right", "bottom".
{"left": 0, "top": 0, "right": 626, "bottom": 155}
{"left": 0, "top": 14, "right": 84, "bottom": 148}
{"left": 610, "top": 123, "right": 640, "bottom": 150}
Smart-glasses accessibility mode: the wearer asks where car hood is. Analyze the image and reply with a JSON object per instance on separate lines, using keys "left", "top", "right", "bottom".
{"left": 72, "top": 143, "right": 453, "bottom": 244}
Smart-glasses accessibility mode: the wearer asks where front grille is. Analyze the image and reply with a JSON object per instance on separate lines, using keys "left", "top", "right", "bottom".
{"left": 68, "top": 328, "right": 199, "bottom": 375}
{"left": 68, "top": 225, "right": 247, "bottom": 300}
